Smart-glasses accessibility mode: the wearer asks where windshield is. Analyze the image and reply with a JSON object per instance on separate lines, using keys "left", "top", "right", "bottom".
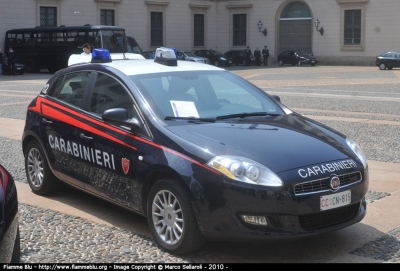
{"left": 184, "top": 52, "right": 197, "bottom": 57}
{"left": 129, "top": 71, "right": 284, "bottom": 120}
{"left": 295, "top": 49, "right": 313, "bottom": 56}
{"left": 212, "top": 51, "right": 224, "bottom": 56}
{"left": 101, "top": 30, "right": 128, "bottom": 53}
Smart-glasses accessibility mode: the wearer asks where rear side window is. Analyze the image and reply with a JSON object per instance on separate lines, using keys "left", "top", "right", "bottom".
{"left": 48, "top": 72, "right": 92, "bottom": 108}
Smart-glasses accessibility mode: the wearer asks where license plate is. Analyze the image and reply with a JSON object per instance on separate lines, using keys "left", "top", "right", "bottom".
{"left": 320, "top": 190, "right": 351, "bottom": 211}
{"left": 311, "top": 61, "right": 315, "bottom": 63}
{"left": 17, "top": 67, "right": 21, "bottom": 70}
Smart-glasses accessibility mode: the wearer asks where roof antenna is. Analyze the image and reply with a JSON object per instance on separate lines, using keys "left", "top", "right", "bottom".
{"left": 121, "top": 35, "right": 128, "bottom": 60}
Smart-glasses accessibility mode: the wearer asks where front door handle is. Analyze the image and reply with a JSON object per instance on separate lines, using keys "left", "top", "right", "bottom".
{"left": 80, "top": 133, "right": 93, "bottom": 141}
{"left": 42, "top": 118, "right": 52, "bottom": 124}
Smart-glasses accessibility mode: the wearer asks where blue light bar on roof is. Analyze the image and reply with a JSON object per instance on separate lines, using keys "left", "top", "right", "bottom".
{"left": 91, "top": 49, "right": 112, "bottom": 63}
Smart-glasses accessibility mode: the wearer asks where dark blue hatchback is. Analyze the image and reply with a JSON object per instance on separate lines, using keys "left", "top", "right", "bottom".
{"left": 22, "top": 48, "right": 368, "bottom": 255}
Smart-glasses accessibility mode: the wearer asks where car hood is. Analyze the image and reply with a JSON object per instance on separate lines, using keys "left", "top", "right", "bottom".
{"left": 165, "top": 114, "right": 355, "bottom": 173}
{"left": 187, "top": 56, "right": 208, "bottom": 61}
{"left": 298, "top": 54, "right": 316, "bottom": 59}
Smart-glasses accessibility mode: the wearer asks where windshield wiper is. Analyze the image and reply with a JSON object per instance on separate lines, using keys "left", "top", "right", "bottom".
{"left": 214, "top": 112, "right": 280, "bottom": 120}
{"left": 164, "top": 116, "right": 215, "bottom": 122}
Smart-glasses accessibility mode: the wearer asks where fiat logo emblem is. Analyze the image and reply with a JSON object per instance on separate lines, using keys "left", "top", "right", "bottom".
{"left": 330, "top": 175, "right": 340, "bottom": 191}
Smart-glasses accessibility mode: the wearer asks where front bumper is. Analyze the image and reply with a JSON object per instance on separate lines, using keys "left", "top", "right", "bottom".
{"left": 194, "top": 166, "right": 368, "bottom": 242}
{"left": 300, "top": 59, "right": 318, "bottom": 65}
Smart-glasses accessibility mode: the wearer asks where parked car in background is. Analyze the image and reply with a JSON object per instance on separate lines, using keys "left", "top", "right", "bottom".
{"left": 0, "top": 164, "right": 20, "bottom": 263}
{"left": 277, "top": 49, "right": 318, "bottom": 66}
{"left": 1, "top": 56, "right": 25, "bottom": 75}
{"left": 193, "top": 49, "right": 232, "bottom": 67}
{"left": 224, "top": 50, "right": 255, "bottom": 66}
{"left": 375, "top": 51, "right": 400, "bottom": 70}
{"left": 177, "top": 51, "right": 210, "bottom": 64}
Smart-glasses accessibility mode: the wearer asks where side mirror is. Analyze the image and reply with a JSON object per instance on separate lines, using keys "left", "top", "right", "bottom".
{"left": 271, "top": 95, "right": 281, "bottom": 103}
{"left": 102, "top": 108, "right": 143, "bottom": 131}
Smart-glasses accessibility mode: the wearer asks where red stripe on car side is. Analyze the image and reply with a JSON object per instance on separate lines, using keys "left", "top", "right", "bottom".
{"left": 40, "top": 101, "right": 137, "bottom": 151}
{"left": 0, "top": 166, "right": 9, "bottom": 204}
{"left": 33, "top": 97, "right": 220, "bottom": 175}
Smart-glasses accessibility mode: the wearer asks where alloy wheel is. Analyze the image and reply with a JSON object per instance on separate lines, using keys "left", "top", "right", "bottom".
{"left": 151, "top": 189, "right": 184, "bottom": 245}
{"left": 27, "top": 148, "right": 44, "bottom": 188}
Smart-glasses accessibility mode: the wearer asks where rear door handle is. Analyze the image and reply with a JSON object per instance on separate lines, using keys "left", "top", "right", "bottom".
{"left": 42, "top": 118, "right": 52, "bottom": 124}
{"left": 80, "top": 133, "right": 93, "bottom": 141}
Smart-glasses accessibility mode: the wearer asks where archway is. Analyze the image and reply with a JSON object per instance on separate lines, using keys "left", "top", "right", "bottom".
{"left": 279, "top": 1, "right": 312, "bottom": 54}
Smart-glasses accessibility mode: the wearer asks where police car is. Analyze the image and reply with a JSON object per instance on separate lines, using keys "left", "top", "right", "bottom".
{"left": 22, "top": 48, "right": 369, "bottom": 255}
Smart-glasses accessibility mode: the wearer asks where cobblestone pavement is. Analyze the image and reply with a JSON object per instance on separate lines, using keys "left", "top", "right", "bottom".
{"left": 1, "top": 65, "right": 400, "bottom": 263}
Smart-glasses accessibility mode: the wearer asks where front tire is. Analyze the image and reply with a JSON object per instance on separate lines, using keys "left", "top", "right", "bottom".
{"left": 147, "top": 178, "right": 206, "bottom": 254}
{"left": 298, "top": 60, "right": 302, "bottom": 66}
{"left": 379, "top": 63, "right": 386, "bottom": 70}
{"left": 214, "top": 61, "right": 219, "bottom": 67}
{"left": 24, "top": 141, "right": 58, "bottom": 195}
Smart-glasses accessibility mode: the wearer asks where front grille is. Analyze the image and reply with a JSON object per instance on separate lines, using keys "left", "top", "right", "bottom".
{"left": 294, "top": 172, "right": 362, "bottom": 195}
{"left": 299, "top": 203, "right": 360, "bottom": 231}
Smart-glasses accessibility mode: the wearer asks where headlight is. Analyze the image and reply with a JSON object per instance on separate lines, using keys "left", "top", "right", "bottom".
{"left": 207, "top": 155, "right": 283, "bottom": 187}
{"left": 346, "top": 138, "right": 367, "bottom": 169}
{"left": 220, "top": 57, "right": 226, "bottom": 61}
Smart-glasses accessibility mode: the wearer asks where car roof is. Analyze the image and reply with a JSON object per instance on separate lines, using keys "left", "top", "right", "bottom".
{"left": 68, "top": 57, "right": 223, "bottom": 76}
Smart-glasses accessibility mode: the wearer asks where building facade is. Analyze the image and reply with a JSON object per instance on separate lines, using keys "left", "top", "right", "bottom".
{"left": 0, "top": 0, "right": 397, "bottom": 66}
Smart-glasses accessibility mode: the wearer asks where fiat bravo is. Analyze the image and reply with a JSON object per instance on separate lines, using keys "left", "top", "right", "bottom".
{"left": 22, "top": 48, "right": 368, "bottom": 255}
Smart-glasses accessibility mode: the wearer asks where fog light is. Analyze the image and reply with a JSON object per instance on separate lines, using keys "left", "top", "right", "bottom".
{"left": 240, "top": 215, "right": 268, "bottom": 226}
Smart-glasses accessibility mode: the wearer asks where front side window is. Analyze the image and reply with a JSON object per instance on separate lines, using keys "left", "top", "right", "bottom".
{"left": 48, "top": 72, "right": 92, "bottom": 109}
{"left": 344, "top": 10, "right": 361, "bottom": 45}
{"left": 233, "top": 14, "right": 246, "bottom": 46}
{"left": 151, "top": 12, "right": 163, "bottom": 47}
{"left": 130, "top": 71, "right": 284, "bottom": 120}
{"left": 101, "top": 9, "right": 115, "bottom": 26}
{"left": 89, "top": 74, "right": 134, "bottom": 119}
{"left": 40, "top": 7, "right": 57, "bottom": 27}
{"left": 194, "top": 14, "right": 205, "bottom": 46}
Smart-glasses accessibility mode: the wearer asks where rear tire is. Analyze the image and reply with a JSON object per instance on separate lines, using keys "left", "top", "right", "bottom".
{"left": 278, "top": 60, "right": 283, "bottom": 66}
{"left": 214, "top": 61, "right": 219, "bottom": 67}
{"left": 298, "top": 60, "right": 302, "bottom": 66}
{"left": 147, "top": 178, "right": 206, "bottom": 254}
{"left": 24, "top": 141, "right": 58, "bottom": 195}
